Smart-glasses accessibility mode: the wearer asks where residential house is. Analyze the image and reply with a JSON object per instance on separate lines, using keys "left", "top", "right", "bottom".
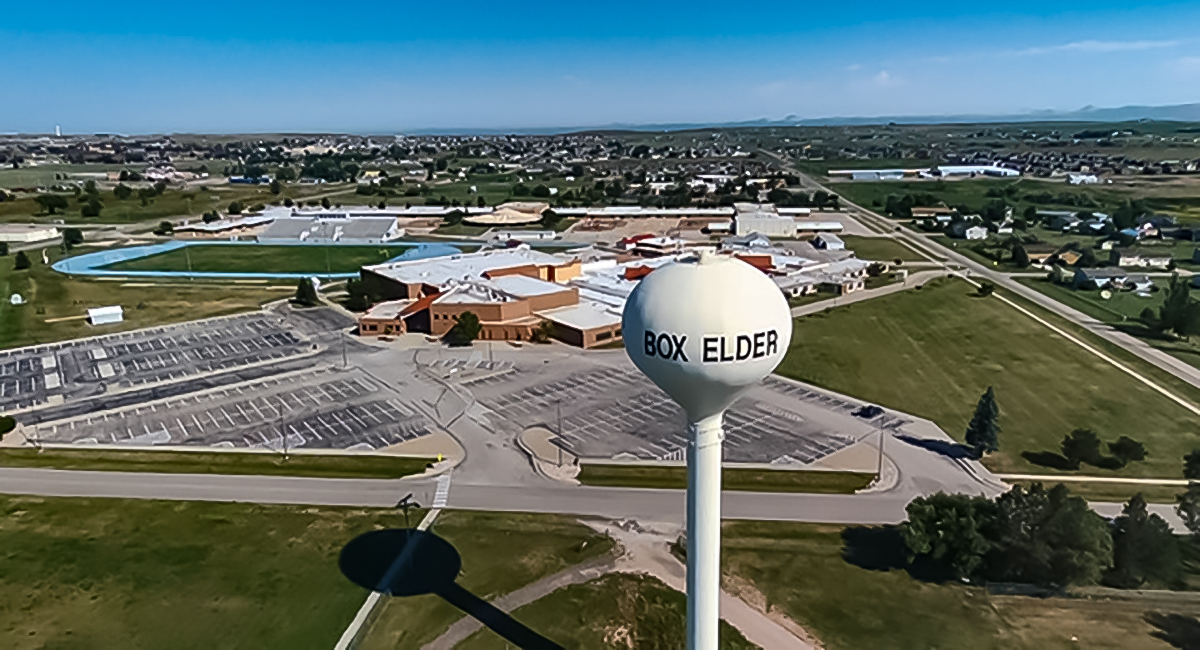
{"left": 1109, "top": 248, "right": 1173, "bottom": 269}
{"left": 1073, "top": 267, "right": 1128, "bottom": 289}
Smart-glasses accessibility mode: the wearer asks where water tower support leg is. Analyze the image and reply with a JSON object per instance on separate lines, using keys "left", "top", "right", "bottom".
{"left": 687, "top": 412, "right": 725, "bottom": 650}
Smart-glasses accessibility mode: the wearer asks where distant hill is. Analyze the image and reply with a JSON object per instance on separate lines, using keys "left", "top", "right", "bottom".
{"left": 404, "top": 103, "right": 1200, "bottom": 135}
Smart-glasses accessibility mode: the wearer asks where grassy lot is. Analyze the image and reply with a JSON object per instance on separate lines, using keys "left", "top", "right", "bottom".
{"left": 839, "top": 235, "right": 926, "bottom": 262}
{"left": 457, "top": 573, "right": 756, "bottom": 650}
{"left": 0, "top": 183, "right": 346, "bottom": 224}
{"left": 1005, "top": 479, "right": 1185, "bottom": 504}
{"left": 0, "top": 246, "right": 281, "bottom": 349}
{"left": 0, "top": 449, "right": 433, "bottom": 479}
{"left": 0, "top": 496, "right": 413, "bottom": 649}
{"left": 0, "top": 163, "right": 142, "bottom": 189}
{"left": 1018, "top": 277, "right": 1200, "bottom": 371}
{"left": 359, "top": 511, "right": 615, "bottom": 650}
{"left": 577, "top": 464, "right": 875, "bottom": 493}
{"left": 101, "top": 244, "right": 451, "bottom": 274}
{"left": 777, "top": 277, "right": 1200, "bottom": 477}
{"left": 723, "top": 520, "right": 1200, "bottom": 650}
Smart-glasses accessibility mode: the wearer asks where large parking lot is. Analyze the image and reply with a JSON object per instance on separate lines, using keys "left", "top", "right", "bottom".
{"left": 32, "top": 367, "right": 432, "bottom": 451}
{"left": 0, "top": 313, "right": 314, "bottom": 412}
{"left": 475, "top": 363, "right": 888, "bottom": 465}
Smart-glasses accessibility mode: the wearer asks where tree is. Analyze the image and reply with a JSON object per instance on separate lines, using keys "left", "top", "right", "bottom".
{"left": 1108, "top": 494, "right": 1180, "bottom": 588}
{"left": 62, "top": 228, "right": 84, "bottom": 249}
{"left": 321, "top": 197, "right": 332, "bottom": 209}
{"left": 988, "top": 483, "right": 1112, "bottom": 587}
{"left": 443, "top": 209, "right": 464, "bottom": 226}
{"left": 976, "top": 282, "right": 995, "bottom": 297}
{"left": 275, "top": 166, "right": 296, "bottom": 182}
{"left": 1139, "top": 306, "right": 1161, "bottom": 331}
{"left": 444, "top": 311, "right": 482, "bottom": 347}
{"left": 1062, "top": 428, "right": 1103, "bottom": 469}
{"left": 269, "top": 180, "right": 282, "bottom": 195}
{"left": 345, "top": 278, "right": 372, "bottom": 312}
{"left": 531, "top": 184, "right": 551, "bottom": 198}
{"left": 1159, "top": 274, "right": 1192, "bottom": 337}
{"left": 964, "top": 386, "right": 1000, "bottom": 458}
{"left": 1108, "top": 436, "right": 1146, "bottom": 467}
{"left": 293, "top": 278, "right": 319, "bottom": 307}
{"left": 34, "top": 194, "right": 69, "bottom": 215}
{"left": 113, "top": 183, "right": 133, "bottom": 200}
{"left": 531, "top": 320, "right": 556, "bottom": 344}
{"left": 902, "top": 492, "right": 995, "bottom": 580}
{"left": 1176, "top": 483, "right": 1200, "bottom": 537}
{"left": 227, "top": 201, "right": 244, "bottom": 215}
{"left": 540, "top": 209, "right": 562, "bottom": 230}
{"left": 14, "top": 251, "right": 31, "bottom": 270}
{"left": 154, "top": 221, "right": 174, "bottom": 236}
{"left": 202, "top": 211, "right": 220, "bottom": 223}
{"left": 0, "top": 242, "right": 7, "bottom": 256}
{"left": 80, "top": 196, "right": 102, "bottom": 217}
{"left": 1186, "top": 449, "right": 1200, "bottom": 480}
{"left": 1075, "top": 248, "right": 1097, "bottom": 268}
{"left": 1011, "top": 243, "right": 1030, "bottom": 268}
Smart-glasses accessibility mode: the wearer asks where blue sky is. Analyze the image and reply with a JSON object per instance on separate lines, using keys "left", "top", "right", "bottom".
{"left": 3, "top": 1, "right": 1199, "bottom": 133}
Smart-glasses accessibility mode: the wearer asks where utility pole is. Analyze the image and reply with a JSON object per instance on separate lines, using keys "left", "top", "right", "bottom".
{"left": 281, "top": 417, "right": 289, "bottom": 462}
{"left": 341, "top": 333, "right": 348, "bottom": 369}
{"left": 556, "top": 401, "right": 564, "bottom": 467}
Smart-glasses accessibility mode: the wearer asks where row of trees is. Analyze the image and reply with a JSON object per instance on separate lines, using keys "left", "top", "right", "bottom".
{"left": 904, "top": 485, "right": 1177, "bottom": 589}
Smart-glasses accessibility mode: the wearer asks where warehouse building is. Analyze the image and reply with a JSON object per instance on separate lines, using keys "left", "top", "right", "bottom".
{"left": 0, "top": 224, "right": 59, "bottom": 244}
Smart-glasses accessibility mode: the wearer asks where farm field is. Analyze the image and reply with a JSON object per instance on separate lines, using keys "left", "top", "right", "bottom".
{"left": 777, "top": 277, "right": 1200, "bottom": 477}
{"left": 839, "top": 235, "right": 926, "bottom": 262}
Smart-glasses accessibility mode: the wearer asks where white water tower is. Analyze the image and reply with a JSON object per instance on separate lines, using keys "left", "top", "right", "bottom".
{"left": 623, "top": 251, "right": 792, "bottom": 650}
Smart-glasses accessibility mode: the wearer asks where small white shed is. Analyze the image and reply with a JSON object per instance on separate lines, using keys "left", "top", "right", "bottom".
{"left": 88, "top": 305, "right": 124, "bottom": 325}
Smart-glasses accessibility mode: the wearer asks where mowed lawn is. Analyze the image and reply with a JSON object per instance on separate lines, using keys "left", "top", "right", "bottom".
{"left": 0, "top": 247, "right": 281, "bottom": 349}
{"left": 359, "top": 511, "right": 615, "bottom": 649}
{"left": 724, "top": 520, "right": 1200, "bottom": 650}
{"left": 0, "top": 496, "right": 409, "bottom": 649}
{"left": 839, "top": 235, "right": 927, "bottom": 262}
{"left": 777, "top": 278, "right": 1200, "bottom": 477}
{"left": 102, "top": 244, "right": 437, "bottom": 274}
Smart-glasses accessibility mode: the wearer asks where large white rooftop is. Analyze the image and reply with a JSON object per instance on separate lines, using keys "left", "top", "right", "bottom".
{"left": 365, "top": 247, "right": 566, "bottom": 286}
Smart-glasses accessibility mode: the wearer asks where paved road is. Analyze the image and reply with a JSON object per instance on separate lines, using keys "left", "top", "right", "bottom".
{"left": 779, "top": 160, "right": 1200, "bottom": 392}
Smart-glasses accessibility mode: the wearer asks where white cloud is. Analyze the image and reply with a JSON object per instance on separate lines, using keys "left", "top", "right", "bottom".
{"left": 1015, "top": 39, "right": 1178, "bottom": 56}
{"left": 873, "top": 70, "right": 894, "bottom": 86}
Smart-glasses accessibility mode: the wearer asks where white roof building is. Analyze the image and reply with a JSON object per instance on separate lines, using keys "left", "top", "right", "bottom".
{"left": 88, "top": 305, "right": 124, "bottom": 325}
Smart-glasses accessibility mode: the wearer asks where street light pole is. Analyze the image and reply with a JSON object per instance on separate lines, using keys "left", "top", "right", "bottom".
{"left": 876, "top": 428, "right": 886, "bottom": 477}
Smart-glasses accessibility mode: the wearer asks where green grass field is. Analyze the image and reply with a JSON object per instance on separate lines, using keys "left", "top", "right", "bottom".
{"left": 359, "top": 511, "right": 615, "bottom": 649}
{"left": 0, "top": 183, "right": 346, "bottom": 224}
{"left": 577, "top": 464, "right": 875, "bottom": 493}
{"left": 0, "top": 449, "right": 433, "bottom": 479}
{"left": 0, "top": 246, "right": 282, "bottom": 349}
{"left": 839, "top": 235, "right": 927, "bottom": 262}
{"left": 456, "top": 573, "right": 756, "bottom": 650}
{"left": 777, "top": 277, "right": 1200, "bottom": 477}
{"left": 1018, "top": 277, "right": 1200, "bottom": 371}
{"left": 0, "top": 496, "right": 413, "bottom": 649}
{"left": 101, "top": 244, "right": 443, "bottom": 274}
{"left": 723, "top": 520, "right": 1200, "bottom": 649}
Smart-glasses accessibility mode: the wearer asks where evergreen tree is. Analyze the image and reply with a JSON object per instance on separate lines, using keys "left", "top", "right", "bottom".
{"left": 1176, "top": 483, "right": 1200, "bottom": 537}
{"left": 1185, "top": 449, "right": 1200, "bottom": 480}
{"left": 964, "top": 386, "right": 1000, "bottom": 457}
{"left": 1160, "top": 274, "right": 1191, "bottom": 337}
{"left": 1010, "top": 242, "right": 1030, "bottom": 268}
{"left": 13, "top": 250, "right": 31, "bottom": 270}
{"left": 293, "top": 278, "right": 319, "bottom": 307}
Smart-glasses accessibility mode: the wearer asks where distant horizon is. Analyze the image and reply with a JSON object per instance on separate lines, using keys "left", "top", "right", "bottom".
{"left": 4, "top": 0, "right": 1199, "bottom": 134}
{"left": 8, "top": 101, "right": 1200, "bottom": 138}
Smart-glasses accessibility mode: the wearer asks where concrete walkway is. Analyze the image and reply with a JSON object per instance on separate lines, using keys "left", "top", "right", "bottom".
{"left": 420, "top": 520, "right": 818, "bottom": 650}
{"left": 790, "top": 270, "right": 950, "bottom": 317}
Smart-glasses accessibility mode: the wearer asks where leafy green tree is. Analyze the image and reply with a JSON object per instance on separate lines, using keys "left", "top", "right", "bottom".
{"left": 512, "top": 183, "right": 531, "bottom": 197}
{"left": 227, "top": 201, "right": 244, "bottom": 215}
{"left": 345, "top": 278, "right": 372, "bottom": 312}
{"left": 444, "top": 311, "right": 482, "bottom": 347}
{"left": 80, "top": 196, "right": 102, "bottom": 217}
{"left": 1185, "top": 449, "right": 1200, "bottom": 480}
{"left": 1176, "top": 483, "right": 1200, "bottom": 537}
{"left": 112, "top": 183, "right": 133, "bottom": 200}
{"left": 321, "top": 197, "right": 332, "bottom": 209}
{"left": 988, "top": 482, "right": 1112, "bottom": 587}
{"left": 62, "top": 228, "right": 84, "bottom": 249}
{"left": 269, "top": 180, "right": 282, "bottom": 194}
{"left": 154, "top": 221, "right": 174, "bottom": 236}
{"left": 1159, "top": 274, "right": 1192, "bottom": 336}
{"left": 34, "top": 194, "right": 69, "bottom": 215}
{"left": 202, "top": 211, "right": 220, "bottom": 223}
{"left": 293, "top": 278, "right": 320, "bottom": 307}
{"left": 540, "top": 209, "right": 562, "bottom": 230}
{"left": 1062, "top": 428, "right": 1103, "bottom": 469}
{"left": 14, "top": 251, "right": 31, "bottom": 270}
{"left": 275, "top": 166, "right": 296, "bottom": 182}
{"left": 1108, "top": 494, "right": 1180, "bottom": 588}
{"left": 443, "top": 209, "right": 464, "bottom": 226}
{"left": 0, "top": 242, "right": 7, "bottom": 256}
{"left": 964, "top": 386, "right": 1000, "bottom": 457}
{"left": 531, "top": 184, "right": 551, "bottom": 198}
{"left": 1108, "top": 436, "right": 1146, "bottom": 467}
{"left": 902, "top": 492, "right": 996, "bottom": 580}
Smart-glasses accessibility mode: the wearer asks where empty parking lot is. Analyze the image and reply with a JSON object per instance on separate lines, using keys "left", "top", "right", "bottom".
{"left": 31, "top": 368, "right": 433, "bottom": 451}
{"left": 476, "top": 364, "right": 883, "bottom": 464}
